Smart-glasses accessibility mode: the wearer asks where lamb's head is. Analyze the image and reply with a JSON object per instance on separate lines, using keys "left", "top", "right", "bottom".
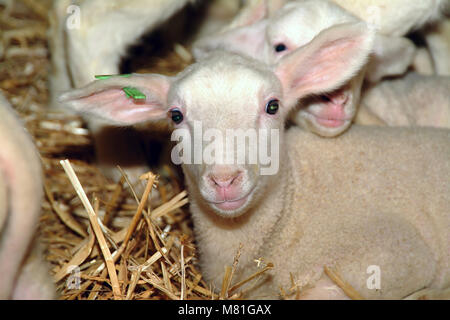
{"left": 193, "top": 0, "right": 374, "bottom": 137}
{"left": 265, "top": 0, "right": 367, "bottom": 136}
{"left": 167, "top": 53, "right": 285, "bottom": 216}
{"left": 264, "top": 0, "right": 358, "bottom": 61}
{"left": 59, "top": 22, "right": 373, "bottom": 217}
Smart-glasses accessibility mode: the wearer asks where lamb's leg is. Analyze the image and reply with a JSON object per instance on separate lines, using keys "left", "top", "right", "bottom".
{"left": 404, "top": 287, "right": 450, "bottom": 300}
{"left": 296, "top": 213, "right": 438, "bottom": 300}
{"left": 48, "top": 0, "right": 73, "bottom": 110}
{"left": 300, "top": 277, "right": 450, "bottom": 300}
{"left": 341, "top": 216, "right": 437, "bottom": 299}
{"left": 425, "top": 19, "right": 450, "bottom": 76}
{"left": 412, "top": 46, "right": 435, "bottom": 76}
{"left": 298, "top": 276, "right": 350, "bottom": 300}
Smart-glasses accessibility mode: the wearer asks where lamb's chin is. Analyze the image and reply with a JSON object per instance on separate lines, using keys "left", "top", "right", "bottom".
{"left": 315, "top": 117, "right": 348, "bottom": 128}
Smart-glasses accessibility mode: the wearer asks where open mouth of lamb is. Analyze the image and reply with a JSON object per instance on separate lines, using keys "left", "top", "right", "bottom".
{"left": 307, "top": 89, "right": 352, "bottom": 128}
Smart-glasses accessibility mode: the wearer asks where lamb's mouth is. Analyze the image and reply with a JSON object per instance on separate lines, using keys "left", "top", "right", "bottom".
{"left": 207, "top": 187, "right": 255, "bottom": 212}
{"left": 302, "top": 91, "right": 353, "bottom": 129}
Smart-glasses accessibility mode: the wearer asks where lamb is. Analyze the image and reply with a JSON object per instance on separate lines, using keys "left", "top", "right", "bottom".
{"left": 193, "top": 0, "right": 449, "bottom": 136}
{"left": 244, "top": 0, "right": 450, "bottom": 75}
{"left": 358, "top": 72, "right": 450, "bottom": 127}
{"left": 59, "top": 23, "right": 450, "bottom": 299}
{"left": 0, "top": 93, "right": 55, "bottom": 299}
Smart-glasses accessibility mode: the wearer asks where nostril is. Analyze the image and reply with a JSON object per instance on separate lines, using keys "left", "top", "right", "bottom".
{"left": 210, "top": 172, "right": 241, "bottom": 189}
{"left": 211, "top": 178, "right": 219, "bottom": 187}
{"left": 230, "top": 175, "right": 238, "bottom": 185}
{"left": 211, "top": 177, "right": 233, "bottom": 188}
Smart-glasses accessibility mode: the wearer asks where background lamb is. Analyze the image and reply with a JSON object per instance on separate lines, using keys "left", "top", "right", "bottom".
{"left": 193, "top": 0, "right": 450, "bottom": 136}
{"left": 359, "top": 72, "right": 450, "bottom": 127}
{"left": 242, "top": 0, "right": 450, "bottom": 75}
{"left": 0, "top": 93, "right": 55, "bottom": 299}
{"left": 332, "top": 0, "right": 450, "bottom": 76}
{"left": 59, "top": 24, "right": 450, "bottom": 299}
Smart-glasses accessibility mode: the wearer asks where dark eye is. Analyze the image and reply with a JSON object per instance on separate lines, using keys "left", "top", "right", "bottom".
{"left": 169, "top": 108, "right": 183, "bottom": 124}
{"left": 274, "top": 43, "right": 287, "bottom": 52}
{"left": 266, "top": 99, "right": 279, "bottom": 115}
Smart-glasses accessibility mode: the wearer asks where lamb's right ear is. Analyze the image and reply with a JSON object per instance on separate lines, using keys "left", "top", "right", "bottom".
{"left": 58, "top": 74, "right": 171, "bottom": 125}
{"left": 222, "top": 0, "right": 269, "bottom": 31}
{"left": 275, "top": 22, "right": 375, "bottom": 109}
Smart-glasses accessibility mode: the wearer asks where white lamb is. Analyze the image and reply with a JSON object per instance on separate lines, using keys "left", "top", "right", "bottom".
{"left": 193, "top": 0, "right": 449, "bottom": 136}
{"left": 0, "top": 93, "right": 55, "bottom": 299}
{"left": 59, "top": 23, "right": 450, "bottom": 299}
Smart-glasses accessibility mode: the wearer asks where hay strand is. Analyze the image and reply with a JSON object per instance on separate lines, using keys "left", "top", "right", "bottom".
{"left": 60, "top": 159, "right": 122, "bottom": 300}
{"left": 323, "top": 266, "right": 364, "bottom": 300}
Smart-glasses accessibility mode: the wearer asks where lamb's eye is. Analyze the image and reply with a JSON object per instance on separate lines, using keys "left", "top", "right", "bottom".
{"left": 274, "top": 43, "right": 287, "bottom": 52}
{"left": 266, "top": 99, "right": 279, "bottom": 115}
{"left": 170, "top": 108, "right": 183, "bottom": 124}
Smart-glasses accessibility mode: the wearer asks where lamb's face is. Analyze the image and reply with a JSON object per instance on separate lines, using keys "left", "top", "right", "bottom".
{"left": 264, "top": 0, "right": 364, "bottom": 136}
{"left": 60, "top": 22, "right": 374, "bottom": 217}
{"left": 168, "top": 55, "right": 284, "bottom": 217}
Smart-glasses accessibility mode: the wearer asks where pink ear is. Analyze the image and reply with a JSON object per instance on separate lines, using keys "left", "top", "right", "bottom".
{"left": 266, "top": 0, "right": 287, "bottom": 15}
{"left": 224, "top": 0, "right": 269, "bottom": 30}
{"left": 193, "top": 19, "right": 268, "bottom": 60}
{"left": 192, "top": 0, "right": 269, "bottom": 60}
{"left": 275, "top": 22, "right": 375, "bottom": 108}
{"left": 59, "top": 74, "right": 171, "bottom": 125}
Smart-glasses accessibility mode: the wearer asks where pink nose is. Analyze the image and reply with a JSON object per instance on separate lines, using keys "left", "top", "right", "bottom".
{"left": 210, "top": 172, "right": 241, "bottom": 189}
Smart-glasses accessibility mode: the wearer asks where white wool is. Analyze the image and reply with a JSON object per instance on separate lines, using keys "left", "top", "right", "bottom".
{"left": 0, "top": 93, "right": 55, "bottom": 299}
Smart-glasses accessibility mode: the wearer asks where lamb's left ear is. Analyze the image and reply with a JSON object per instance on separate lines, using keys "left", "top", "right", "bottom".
{"left": 275, "top": 22, "right": 375, "bottom": 109}
{"left": 192, "top": 0, "right": 269, "bottom": 60}
{"left": 58, "top": 74, "right": 171, "bottom": 126}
